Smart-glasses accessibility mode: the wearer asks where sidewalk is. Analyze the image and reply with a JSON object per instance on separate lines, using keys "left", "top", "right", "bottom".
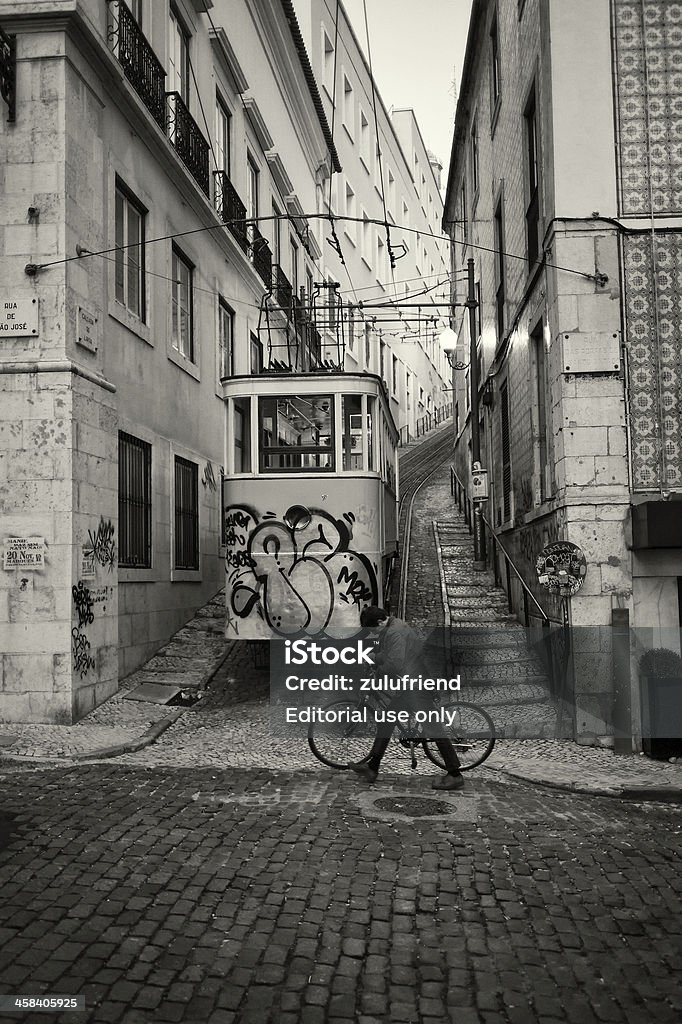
{"left": 2, "top": 655, "right": 682, "bottom": 800}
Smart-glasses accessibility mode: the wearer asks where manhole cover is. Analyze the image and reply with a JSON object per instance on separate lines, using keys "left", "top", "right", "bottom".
{"left": 373, "top": 797, "right": 454, "bottom": 816}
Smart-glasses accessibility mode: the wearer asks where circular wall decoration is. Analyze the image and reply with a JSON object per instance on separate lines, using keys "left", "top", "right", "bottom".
{"left": 536, "top": 541, "right": 587, "bottom": 596}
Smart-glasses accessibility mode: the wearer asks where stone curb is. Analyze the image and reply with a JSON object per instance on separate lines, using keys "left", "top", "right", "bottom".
{"left": 0, "top": 709, "right": 186, "bottom": 765}
{"left": 484, "top": 764, "right": 682, "bottom": 803}
{"left": 67, "top": 708, "right": 186, "bottom": 761}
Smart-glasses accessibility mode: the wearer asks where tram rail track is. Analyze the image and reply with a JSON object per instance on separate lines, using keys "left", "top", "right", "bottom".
{"left": 387, "top": 423, "right": 454, "bottom": 617}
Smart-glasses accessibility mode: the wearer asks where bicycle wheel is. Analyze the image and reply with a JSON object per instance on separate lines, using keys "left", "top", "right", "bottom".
{"left": 423, "top": 701, "right": 495, "bottom": 771}
{"left": 308, "top": 700, "right": 377, "bottom": 769}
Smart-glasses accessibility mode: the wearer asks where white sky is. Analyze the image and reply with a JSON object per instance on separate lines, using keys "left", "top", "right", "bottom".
{"left": 338, "top": 0, "right": 473, "bottom": 173}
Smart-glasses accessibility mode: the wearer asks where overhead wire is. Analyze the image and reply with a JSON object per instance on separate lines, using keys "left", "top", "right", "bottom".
{"left": 25, "top": 209, "right": 606, "bottom": 288}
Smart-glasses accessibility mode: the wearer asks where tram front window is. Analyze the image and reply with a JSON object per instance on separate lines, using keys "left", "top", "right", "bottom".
{"left": 342, "top": 394, "right": 363, "bottom": 471}
{"left": 259, "top": 395, "right": 334, "bottom": 472}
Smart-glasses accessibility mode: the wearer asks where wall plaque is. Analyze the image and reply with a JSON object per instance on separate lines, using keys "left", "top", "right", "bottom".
{"left": 0, "top": 297, "right": 39, "bottom": 336}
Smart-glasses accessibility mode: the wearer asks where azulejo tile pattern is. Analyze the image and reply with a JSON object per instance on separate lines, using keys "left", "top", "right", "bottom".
{"left": 613, "top": 0, "right": 682, "bottom": 215}
{"left": 623, "top": 232, "right": 682, "bottom": 490}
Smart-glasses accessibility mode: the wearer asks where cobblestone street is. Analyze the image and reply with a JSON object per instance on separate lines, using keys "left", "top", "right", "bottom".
{"left": 1, "top": 438, "right": 681, "bottom": 1021}
{"left": 0, "top": 763, "right": 681, "bottom": 1024}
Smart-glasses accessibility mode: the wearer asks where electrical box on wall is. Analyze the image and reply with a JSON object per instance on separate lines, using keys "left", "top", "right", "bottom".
{"left": 562, "top": 332, "right": 620, "bottom": 373}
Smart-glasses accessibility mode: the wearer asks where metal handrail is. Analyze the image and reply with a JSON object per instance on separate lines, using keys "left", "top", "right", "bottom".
{"left": 449, "top": 466, "right": 562, "bottom": 627}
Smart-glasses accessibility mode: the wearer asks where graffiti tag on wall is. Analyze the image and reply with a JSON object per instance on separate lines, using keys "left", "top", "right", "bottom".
{"left": 224, "top": 504, "right": 378, "bottom": 638}
{"left": 202, "top": 461, "right": 218, "bottom": 491}
{"left": 72, "top": 581, "right": 94, "bottom": 628}
{"left": 72, "top": 627, "right": 95, "bottom": 678}
{"left": 84, "top": 518, "right": 115, "bottom": 571}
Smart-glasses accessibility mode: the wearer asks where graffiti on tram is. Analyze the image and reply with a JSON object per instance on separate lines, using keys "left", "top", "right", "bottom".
{"left": 224, "top": 503, "right": 378, "bottom": 637}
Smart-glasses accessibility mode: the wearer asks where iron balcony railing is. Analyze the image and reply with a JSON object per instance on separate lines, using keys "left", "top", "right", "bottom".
{"left": 166, "top": 91, "right": 210, "bottom": 196}
{"left": 213, "top": 171, "right": 248, "bottom": 252}
{"left": 249, "top": 226, "right": 273, "bottom": 290}
{"left": 107, "top": 0, "right": 166, "bottom": 129}
{"left": 272, "top": 264, "right": 293, "bottom": 312}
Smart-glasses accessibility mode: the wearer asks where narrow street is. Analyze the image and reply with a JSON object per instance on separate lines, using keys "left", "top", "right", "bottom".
{"left": 1, "top": 433, "right": 681, "bottom": 1023}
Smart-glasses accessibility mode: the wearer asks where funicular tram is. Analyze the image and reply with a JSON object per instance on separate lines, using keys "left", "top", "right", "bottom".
{"left": 222, "top": 280, "right": 399, "bottom": 640}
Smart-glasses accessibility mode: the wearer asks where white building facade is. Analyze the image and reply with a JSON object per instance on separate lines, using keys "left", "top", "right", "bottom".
{"left": 0, "top": 0, "right": 337, "bottom": 721}
{"left": 295, "top": 0, "right": 453, "bottom": 441}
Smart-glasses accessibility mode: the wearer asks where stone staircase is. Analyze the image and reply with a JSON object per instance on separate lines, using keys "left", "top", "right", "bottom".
{"left": 434, "top": 518, "right": 569, "bottom": 739}
{"left": 121, "top": 590, "right": 231, "bottom": 700}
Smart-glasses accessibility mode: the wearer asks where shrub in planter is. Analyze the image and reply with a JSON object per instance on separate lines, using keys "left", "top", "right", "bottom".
{"left": 639, "top": 648, "right": 682, "bottom": 678}
{"left": 639, "top": 648, "right": 682, "bottom": 760}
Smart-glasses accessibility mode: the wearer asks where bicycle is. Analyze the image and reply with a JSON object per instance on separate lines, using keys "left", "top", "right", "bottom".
{"left": 308, "top": 693, "right": 495, "bottom": 773}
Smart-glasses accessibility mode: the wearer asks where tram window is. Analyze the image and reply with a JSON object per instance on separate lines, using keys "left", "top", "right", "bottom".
{"left": 234, "top": 398, "right": 251, "bottom": 473}
{"left": 259, "top": 395, "right": 334, "bottom": 472}
{"left": 367, "top": 396, "right": 375, "bottom": 470}
{"left": 342, "top": 394, "right": 364, "bottom": 471}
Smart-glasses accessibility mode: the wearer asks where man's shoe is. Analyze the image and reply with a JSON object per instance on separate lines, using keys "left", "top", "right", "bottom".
{"left": 350, "top": 763, "right": 378, "bottom": 782}
{"left": 432, "top": 772, "right": 464, "bottom": 791}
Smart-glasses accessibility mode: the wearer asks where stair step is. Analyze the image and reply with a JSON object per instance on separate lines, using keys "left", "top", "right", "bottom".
{"left": 449, "top": 609, "right": 518, "bottom": 622}
{"left": 445, "top": 596, "right": 511, "bottom": 610}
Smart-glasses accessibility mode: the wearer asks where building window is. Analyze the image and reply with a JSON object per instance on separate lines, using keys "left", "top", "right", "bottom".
{"left": 174, "top": 456, "right": 199, "bottom": 570}
{"left": 392, "top": 355, "right": 398, "bottom": 394}
{"left": 532, "top": 323, "right": 549, "bottom": 501}
{"left": 272, "top": 201, "right": 282, "bottom": 264}
{"left": 250, "top": 332, "right": 263, "bottom": 374}
{"left": 475, "top": 280, "right": 482, "bottom": 339}
{"left": 118, "top": 432, "right": 151, "bottom": 568}
{"left": 215, "top": 96, "right": 230, "bottom": 175}
{"left": 460, "top": 178, "right": 468, "bottom": 248}
{"left": 171, "top": 246, "right": 193, "bottom": 360}
{"left": 525, "top": 85, "right": 540, "bottom": 268}
{"left": 471, "top": 117, "right": 479, "bottom": 195}
{"left": 361, "top": 211, "right": 370, "bottom": 261}
{"left": 323, "top": 28, "right": 334, "bottom": 95}
{"left": 246, "top": 155, "right": 259, "bottom": 247}
{"left": 500, "top": 380, "right": 511, "bottom": 522}
{"left": 168, "top": 6, "right": 190, "bottom": 104}
{"left": 290, "top": 237, "right": 299, "bottom": 297}
{"left": 490, "top": 13, "right": 501, "bottom": 114}
{"left": 377, "top": 234, "right": 385, "bottom": 282}
{"left": 343, "top": 75, "right": 354, "bottom": 137}
{"left": 115, "top": 180, "right": 146, "bottom": 320}
{"left": 218, "top": 299, "right": 233, "bottom": 378}
{"left": 494, "top": 198, "right": 505, "bottom": 343}
{"left": 360, "top": 110, "right": 371, "bottom": 170}
{"left": 345, "top": 181, "right": 356, "bottom": 242}
{"left": 130, "top": 0, "right": 142, "bottom": 25}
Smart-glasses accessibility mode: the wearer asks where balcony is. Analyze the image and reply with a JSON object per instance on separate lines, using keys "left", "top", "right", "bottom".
{"left": 272, "top": 264, "right": 293, "bottom": 313}
{"left": 107, "top": 0, "right": 166, "bottom": 129}
{"left": 166, "top": 91, "right": 210, "bottom": 197}
{"left": 214, "top": 171, "right": 248, "bottom": 252}
{"left": 249, "top": 226, "right": 273, "bottom": 290}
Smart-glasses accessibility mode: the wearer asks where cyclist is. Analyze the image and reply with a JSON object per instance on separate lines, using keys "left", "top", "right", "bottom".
{"left": 351, "top": 606, "right": 464, "bottom": 790}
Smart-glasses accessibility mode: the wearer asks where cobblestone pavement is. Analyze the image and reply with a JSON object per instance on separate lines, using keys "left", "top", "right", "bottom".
{"left": 0, "top": 762, "right": 680, "bottom": 1024}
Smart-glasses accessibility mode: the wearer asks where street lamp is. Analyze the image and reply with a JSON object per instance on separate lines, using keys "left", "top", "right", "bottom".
{"left": 438, "top": 327, "right": 466, "bottom": 370}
